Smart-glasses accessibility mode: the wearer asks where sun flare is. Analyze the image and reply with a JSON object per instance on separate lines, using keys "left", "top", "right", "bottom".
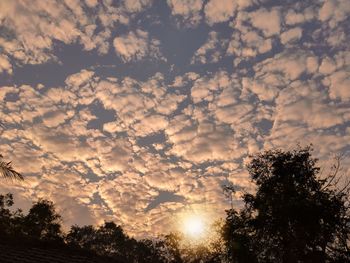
{"left": 182, "top": 215, "right": 206, "bottom": 239}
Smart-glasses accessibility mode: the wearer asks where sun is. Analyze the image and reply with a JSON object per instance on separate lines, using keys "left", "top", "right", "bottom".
{"left": 182, "top": 215, "right": 206, "bottom": 239}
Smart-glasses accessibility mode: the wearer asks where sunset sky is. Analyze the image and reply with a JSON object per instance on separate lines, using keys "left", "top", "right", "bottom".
{"left": 0, "top": 0, "right": 349, "bottom": 238}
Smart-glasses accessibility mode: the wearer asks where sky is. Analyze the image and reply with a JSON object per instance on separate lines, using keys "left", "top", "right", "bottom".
{"left": 0, "top": 0, "right": 350, "bottom": 238}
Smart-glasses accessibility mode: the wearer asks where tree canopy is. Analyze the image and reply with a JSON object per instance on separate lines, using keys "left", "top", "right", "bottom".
{"left": 223, "top": 147, "right": 350, "bottom": 263}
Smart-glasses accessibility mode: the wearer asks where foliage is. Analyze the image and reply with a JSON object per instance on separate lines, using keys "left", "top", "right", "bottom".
{"left": 161, "top": 228, "right": 226, "bottom": 263}
{"left": 0, "top": 193, "right": 23, "bottom": 237}
{"left": 223, "top": 147, "right": 350, "bottom": 263}
{"left": 163, "top": 232, "right": 184, "bottom": 262}
{"left": 0, "top": 154, "right": 23, "bottom": 180}
{"left": 0, "top": 196, "right": 63, "bottom": 242}
{"left": 66, "top": 221, "right": 176, "bottom": 262}
{"left": 67, "top": 221, "right": 135, "bottom": 261}
{"left": 22, "top": 199, "right": 63, "bottom": 242}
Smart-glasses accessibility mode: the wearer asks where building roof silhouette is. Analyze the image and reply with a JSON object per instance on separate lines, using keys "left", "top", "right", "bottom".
{"left": 0, "top": 243, "right": 121, "bottom": 263}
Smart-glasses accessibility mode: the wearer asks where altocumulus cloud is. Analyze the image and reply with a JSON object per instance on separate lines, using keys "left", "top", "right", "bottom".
{"left": 0, "top": 0, "right": 350, "bottom": 237}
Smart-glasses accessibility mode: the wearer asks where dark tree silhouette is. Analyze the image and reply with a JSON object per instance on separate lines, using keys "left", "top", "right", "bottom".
{"left": 0, "top": 193, "right": 21, "bottom": 237}
{"left": 66, "top": 222, "right": 173, "bottom": 262}
{"left": 67, "top": 222, "right": 131, "bottom": 258}
{"left": 160, "top": 230, "right": 226, "bottom": 263}
{"left": 66, "top": 224, "right": 97, "bottom": 250}
{"left": 163, "top": 232, "right": 184, "bottom": 263}
{"left": 136, "top": 238, "right": 170, "bottom": 263}
{"left": 0, "top": 194, "right": 64, "bottom": 245}
{"left": 22, "top": 199, "right": 63, "bottom": 242}
{"left": 222, "top": 147, "right": 350, "bottom": 263}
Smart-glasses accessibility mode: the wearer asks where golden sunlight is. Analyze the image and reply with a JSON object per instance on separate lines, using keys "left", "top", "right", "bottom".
{"left": 182, "top": 214, "right": 207, "bottom": 239}
{"left": 183, "top": 215, "right": 204, "bottom": 237}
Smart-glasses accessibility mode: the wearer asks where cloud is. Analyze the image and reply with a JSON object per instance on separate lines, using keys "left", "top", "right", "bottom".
{"left": 227, "top": 30, "right": 273, "bottom": 59}
{"left": 95, "top": 80, "right": 153, "bottom": 127}
{"left": 266, "top": 122, "right": 350, "bottom": 159}
{"left": 271, "top": 80, "right": 350, "bottom": 133}
{"left": 191, "top": 31, "right": 228, "bottom": 64}
{"left": 0, "top": 0, "right": 141, "bottom": 68}
{"left": 214, "top": 103, "right": 254, "bottom": 126}
{"left": 98, "top": 139, "right": 133, "bottom": 173}
{"left": 167, "top": 0, "right": 203, "bottom": 26}
{"left": 42, "top": 110, "right": 75, "bottom": 128}
{"left": 242, "top": 78, "right": 279, "bottom": 102}
{"left": 167, "top": 120, "right": 239, "bottom": 163}
{"left": 249, "top": 8, "right": 281, "bottom": 37}
{"left": 165, "top": 114, "right": 197, "bottom": 144}
{"left": 0, "top": 86, "right": 16, "bottom": 101}
{"left": 85, "top": 0, "right": 98, "bottom": 8}
{"left": 280, "top": 27, "right": 302, "bottom": 45}
{"left": 65, "top": 69, "right": 95, "bottom": 88}
{"left": 214, "top": 86, "right": 240, "bottom": 107}
{"left": 319, "top": 56, "right": 337, "bottom": 75}
{"left": 27, "top": 125, "right": 93, "bottom": 162}
{"left": 191, "top": 71, "right": 230, "bottom": 103}
{"left": 113, "top": 30, "right": 163, "bottom": 62}
{"left": 276, "top": 99, "right": 346, "bottom": 129}
{"left": 0, "top": 0, "right": 80, "bottom": 64}
{"left": 124, "top": 0, "right": 153, "bottom": 12}
{"left": 318, "top": 0, "right": 350, "bottom": 28}
{"left": 285, "top": 9, "right": 315, "bottom": 25}
{"left": 326, "top": 70, "right": 350, "bottom": 101}
{"left": 133, "top": 114, "right": 169, "bottom": 136}
{"left": 0, "top": 55, "right": 12, "bottom": 74}
{"left": 155, "top": 93, "right": 186, "bottom": 115}
{"left": 253, "top": 50, "right": 319, "bottom": 82}
{"left": 98, "top": 172, "right": 158, "bottom": 235}
{"left": 204, "top": 0, "right": 236, "bottom": 25}
{"left": 46, "top": 88, "right": 78, "bottom": 105}
{"left": 144, "top": 168, "right": 188, "bottom": 192}
{"left": 2, "top": 140, "right": 45, "bottom": 174}
{"left": 103, "top": 121, "right": 126, "bottom": 134}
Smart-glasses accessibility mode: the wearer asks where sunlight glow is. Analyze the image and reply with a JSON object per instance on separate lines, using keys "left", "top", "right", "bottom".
{"left": 182, "top": 215, "right": 206, "bottom": 239}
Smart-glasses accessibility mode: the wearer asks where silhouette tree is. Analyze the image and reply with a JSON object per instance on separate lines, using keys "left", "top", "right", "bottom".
{"left": 21, "top": 199, "right": 63, "bottom": 242}
{"left": 136, "top": 238, "right": 170, "bottom": 263}
{"left": 160, "top": 229, "right": 226, "bottom": 263}
{"left": 223, "top": 146, "right": 350, "bottom": 263}
{"left": 163, "top": 232, "right": 184, "bottom": 263}
{"left": 0, "top": 194, "right": 65, "bottom": 246}
{"left": 67, "top": 223, "right": 184, "bottom": 262}
{"left": 0, "top": 154, "right": 23, "bottom": 180}
{"left": 66, "top": 224, "right": 97, "bottom": 250}
{"left": 0, "top": 193, "right": 22, "bottom": 237}
{"left": 96, "top": 221, "right": 136, "bottom": 259}
{"left": 67, "top": 221, "right": 141, "bottom": 261}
